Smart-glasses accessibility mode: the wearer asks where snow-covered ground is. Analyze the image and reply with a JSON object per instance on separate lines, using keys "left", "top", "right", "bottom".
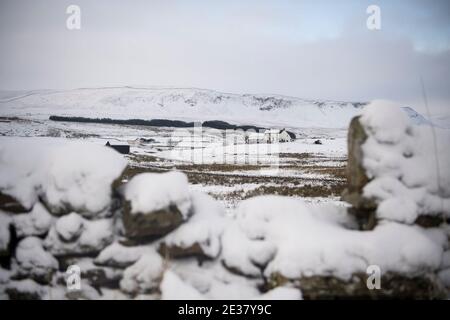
{"left": 0, "top": 113, "right": 349, "bottom": 210}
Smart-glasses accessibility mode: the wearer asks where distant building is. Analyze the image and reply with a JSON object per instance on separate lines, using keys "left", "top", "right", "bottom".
{"left": 264, "top": 129, "right": 295, "bottom": 143}
{"left": 246, "top": 132, "right": 266, "bottom": 144}
{"left": 105, "top": 141, "right": 130, "bottom": 154}
{"left": 245, "top": 129, "right": 295, "bottom": 144}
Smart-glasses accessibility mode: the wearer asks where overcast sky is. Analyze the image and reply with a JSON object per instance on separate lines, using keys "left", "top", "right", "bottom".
{"left": 0, "top": 0, "right": 449, "bottom": 112}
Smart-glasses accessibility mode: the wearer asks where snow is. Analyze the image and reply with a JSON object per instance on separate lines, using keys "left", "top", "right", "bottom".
{"left": 0, "top": 87, "right": 365, "bottom": 129}
{"left": 14, "top": 237, "right": 58, "bottom": 281}
{"left": 0, "top": 137, "right": 127, "bottom": 216}
{"left": 0, "top": 268, "right": 10, "bottom": 284}
{"left": 98, "top": 288, "right": 130, "bottom": 300}
{"left": 361, "top": 100, "right": 412, "bottom": 144}
{"left": 66, "top": 281, "right": 102, "bottom": 300}
{"left": 95, "top": 242, "right": 154, "bottom": 268}
{"left": 160, "top": 270, "right": 204, "bottom": 300}
{"left": 206, "top": 280, "right": 261, "bottom": 300}
{"left": 157, "top": 127, "right": 347, "bottom": 165}
{"left": 221, "top": 196, "right": 444, "bottom": 281}
{"left": 161, "top": 269, "right": 299, "bottom": 300}
{"left": 168, "top": 259, "right": 263, "bottom": 300}
{"left": 120, "top": 251, "right": 164, "bottom": 294}
{"left": 401, "top": 107, "right": 434, "bottom": 126}
{"left": 42, "top": 142, "right": 127, "bottom": 216}
{"left": 54, "top": 212, "right": 84, "bottom": 242}
{"left": 44, "top": 213, "right": 114, "bottom": 256}
{"left": 161, "top": 192, "right": 226, "bottom": 258}
{"left": 123, "top": 171, "right": 192, "bottom": 218}
{"left": 360, "top": 101, "right": 450, "bottom": 222}
{"left": 12, "top": 203, "right": 53, "bottom": 238}
{"left": 376, "top": 197, "right": 418, "bottom": 224}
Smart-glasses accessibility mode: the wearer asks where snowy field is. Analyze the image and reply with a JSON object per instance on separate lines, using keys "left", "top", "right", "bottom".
{"left": 0, "top": 88, "right": 359, "bottom": 210}
{"left": 0, "top": 116, "right": 348, "bottom": 210}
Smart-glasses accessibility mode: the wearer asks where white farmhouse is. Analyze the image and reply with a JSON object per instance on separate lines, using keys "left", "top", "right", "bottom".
{"left": 246, "top": 129, "right": 295, "bottom": 144}
{"left": 264, "top": 129, "right": 295, "bottom": 143}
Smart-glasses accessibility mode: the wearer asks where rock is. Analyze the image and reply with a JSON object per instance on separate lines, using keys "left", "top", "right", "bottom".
{"left": 5, "top": 279, "right": 48, "bottom": 300}
{"left": 122, "top": 203, "right": 185, "bottom": 242}
{"left": 12, "top": 202, "right": 53, "bottom": 238}
{"left": 0, "top": 213, "right": 11, "bottom": 257}
{"left": 158, "top": 242, "right": 206, "bottom": 260}
{"left": 414, "top": 215, "right": 445, "bottom": 228}
{"left": 59, "top": 257, "right": 123, "bottom": 289}
{"left": 342, "top": 116, "right": 371, "bottom": 207}
{"left": 13, "top": 237, "right": 58, "bottom": 284}
{"left": 0, "top": 192, "right": 30, "bottom": 213}
{"left": 120, "top": 252, "right": 164, "bottom": 295}
{"left": 83, "top": 267, "right": 122, "bottom": 289}
{"left": 341, "top": 116, "right": 377, "bottom": 229}
{"left": 44, "top": 214, "right": 114, "bottom": 257}
{"left": 314, "top": 139, "right": 322, "bottom": 145}
{"left": 0, "top": 268, "right": 11, "bottom": 300}
{"left": 268, "top": 272, "right": 446, "bottom": 299}
{"left": 121, "top": 172, "right": 193, "bottom": 242}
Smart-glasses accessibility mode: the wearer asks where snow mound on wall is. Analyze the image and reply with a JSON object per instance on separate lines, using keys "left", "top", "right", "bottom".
{"left": 13, "top": 237, "right": 58, "bottom": 282}
{"left": 0, "top": 138, "right": 127, "bottom": 216}
{"left": 120, "top": 251, "right": 164, "bottom": 294}
{"left": 360, "top": 100, "right": 450, "bottom": 223}
{"left": 161, "top": 192, "right": 227, "bottom": 258}
{"left": 221, "top": 196, "right": 444, "bottom": 280}
{"left": 160, "top": 270, "right": 204, "bottom": 300}
{"left": 44, "top": 213, "right": 114, "bottom": 256}
{"left": 95, "top": 242, "right": 155, "bottom": 268}
{"left": 123, "top": 171, "right": 192, "bottom": 218}
{"left": 12, "top": 203, "right": 53, "bottom": 238}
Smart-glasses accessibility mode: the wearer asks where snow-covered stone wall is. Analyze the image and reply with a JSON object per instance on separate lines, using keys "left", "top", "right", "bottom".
{"left": 0, "top": 104, "right": 449, "bottom": 300}
{"left": 343, "top": 101, "right": 450, "bottom": 228}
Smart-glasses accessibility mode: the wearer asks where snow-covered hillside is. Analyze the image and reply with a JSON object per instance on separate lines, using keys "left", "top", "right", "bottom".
{"left": 0, "top": 87, "right": 367, "bottom": 128}
{"left": 401, "top": 107, "right": 434, "bottom": 126}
